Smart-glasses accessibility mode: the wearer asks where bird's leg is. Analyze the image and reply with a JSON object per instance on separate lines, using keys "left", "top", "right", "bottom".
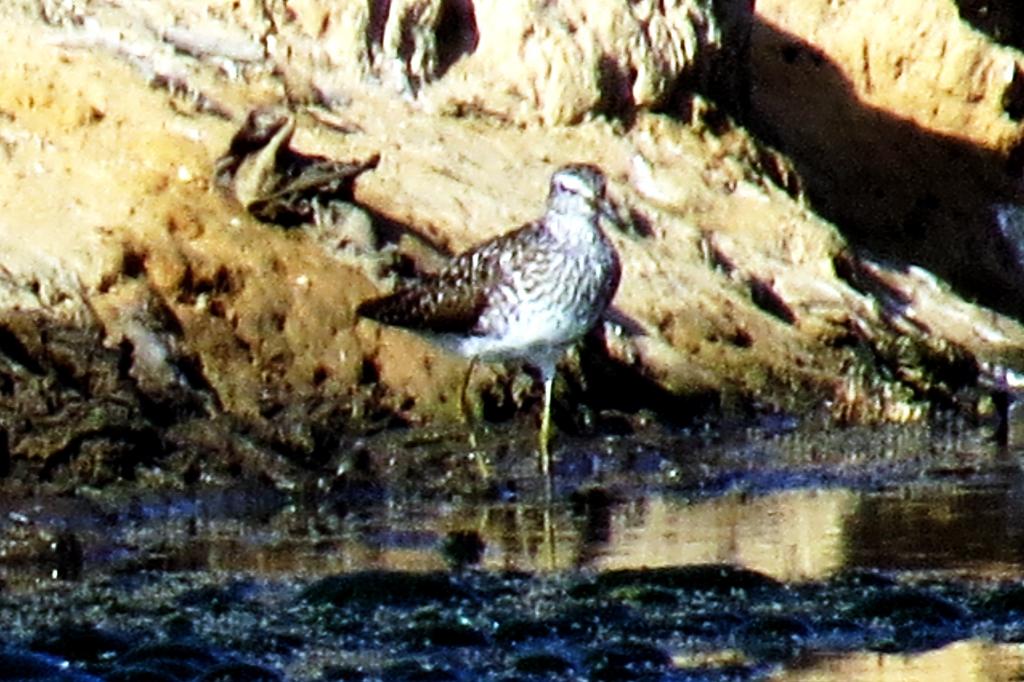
{"left": 459, "top": 357, "right": 490, "bottom": 479}
{"left": 459, "top": 356, "right": 480, "bottom": 446}
{"left": 538, "top": 361, "right": 555, "bottom": 480}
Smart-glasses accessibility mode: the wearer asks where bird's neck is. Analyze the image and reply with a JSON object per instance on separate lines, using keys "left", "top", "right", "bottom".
{"left": 546, "top": 196, "right": 601, "bottom": 243}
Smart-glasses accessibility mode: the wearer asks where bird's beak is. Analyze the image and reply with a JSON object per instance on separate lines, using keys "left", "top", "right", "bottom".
{"left": 599, "top": 197, "right": 623, "bottom": 228}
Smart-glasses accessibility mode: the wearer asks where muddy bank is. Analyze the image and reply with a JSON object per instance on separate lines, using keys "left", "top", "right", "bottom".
{"left": 0, "top": 0, "right": 1022, "bottom": 488}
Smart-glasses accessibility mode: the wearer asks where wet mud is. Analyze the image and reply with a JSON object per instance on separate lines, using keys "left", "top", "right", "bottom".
{"left": 1, "top": 286, "right": 1022, "bottom": 681}
{"left": 3, "top": 418, "right": 1024, "bottom": 680}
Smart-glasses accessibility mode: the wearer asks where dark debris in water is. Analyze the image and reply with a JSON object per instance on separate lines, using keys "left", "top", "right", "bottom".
{"left": 3, "top": 563, "right": 1024, "bottom": 679}
{"left": 301, "top": 570, "right": 467, "bottom": 609}
{"left": 0, "top": 422, "right": 1023, "bottom": 679}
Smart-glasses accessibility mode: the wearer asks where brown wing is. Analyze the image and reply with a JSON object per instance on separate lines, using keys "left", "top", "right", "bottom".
{"left": 357, "top": 221, "right": 548, "bottom": 334}
{"left": 356, "top": 267, "right": 491, "bottom": 333}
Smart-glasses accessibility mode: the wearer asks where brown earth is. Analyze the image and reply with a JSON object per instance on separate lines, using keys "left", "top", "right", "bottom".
{"left": 0, "top": 0, "right": 1022, "bottom": 482}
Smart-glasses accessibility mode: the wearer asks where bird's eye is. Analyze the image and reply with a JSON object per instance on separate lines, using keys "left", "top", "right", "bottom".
{"left": 551, "top": 167, "right": 604, "bottom": 200}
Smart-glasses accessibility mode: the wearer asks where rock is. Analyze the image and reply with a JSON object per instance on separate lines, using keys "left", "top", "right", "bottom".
{"left": 585, "top": 641, "right": 672, "bottom": 680}
{"left": 301, "top": 570, "right": 469, "bottom": 608}
{"left": 736, "top": 614, "right": 811, "bottom": 661}
{"left": 214, "top": 107, "right": 379, "bottom": 226}
{"left": 440, "top": 529, "right": 485, "bottom": 570}
{"left": 0, "top": 648, "right": 103, "bottom": 681}
{"left": 589, "top": 563, "right": 783, "bottom": 597}
{"left": 403, "top": 620, "right": 488, "bottom": 649}
{"left": 513, "top": 651, "right": 576, "bottom": 676}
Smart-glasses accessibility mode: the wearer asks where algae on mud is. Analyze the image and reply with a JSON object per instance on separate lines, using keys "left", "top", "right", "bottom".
{"left": 3, "top": 427, "right": 1024, "bottom": 679}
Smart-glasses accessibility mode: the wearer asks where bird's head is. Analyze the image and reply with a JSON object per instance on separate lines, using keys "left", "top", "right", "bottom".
{"left": 548, "top": 164, "right": 622, "bottom": 229}
{"left": 549, "top": 164, "right": 606, "bottom": 204}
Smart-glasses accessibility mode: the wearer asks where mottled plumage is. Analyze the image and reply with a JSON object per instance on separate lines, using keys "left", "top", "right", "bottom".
{"left": 358, "top": 164, "right": 622, "bottom": 475}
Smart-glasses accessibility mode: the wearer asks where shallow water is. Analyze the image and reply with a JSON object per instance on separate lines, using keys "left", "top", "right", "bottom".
{"left": 6, "top": 426, "right": 1021, "bottom": 580}
{"left": 5, "top": 460, "right": 1024, "bottom": 585}
{"left": 4, "top": 424, "right": 1024, "bottom": 680}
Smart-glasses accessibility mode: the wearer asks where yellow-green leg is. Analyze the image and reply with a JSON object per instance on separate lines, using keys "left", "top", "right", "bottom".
{"left": 539, "top": 374, "right": 552, "bottom": 477}
{"left": 538, "top": 363, "right": 555, "bottom": 479}
{"left": 459, "top": 357, "right": 480, "bottom": 447}
{"left": 459, "top": 357, "right": 490, "bottom": 479}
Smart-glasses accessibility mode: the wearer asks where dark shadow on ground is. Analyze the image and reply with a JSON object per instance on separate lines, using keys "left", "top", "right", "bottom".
{"left": 739, "top": 16, "right": 1024, "bottom": 320}
{"left": 954, "top": 0, "right": 1024, "bottom": 52}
